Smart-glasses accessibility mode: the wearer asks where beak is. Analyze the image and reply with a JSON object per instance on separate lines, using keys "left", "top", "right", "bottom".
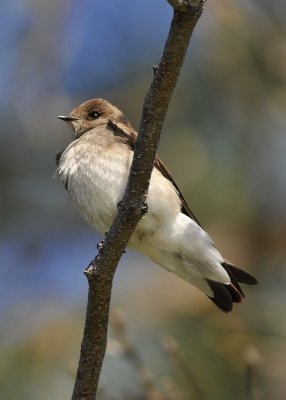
{"left": 57, "top": 115, "right": 80, "bottom": 122}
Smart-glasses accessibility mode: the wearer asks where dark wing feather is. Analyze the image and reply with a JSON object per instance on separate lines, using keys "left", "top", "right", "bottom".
{"left": 153, "top": 157, "right": 258, "bottom": 312}
{"left": 108, "top": 118, "right": 137, "bottom": 149}
{"left": 154, "top": 156, "right": 202, "bottom": 226}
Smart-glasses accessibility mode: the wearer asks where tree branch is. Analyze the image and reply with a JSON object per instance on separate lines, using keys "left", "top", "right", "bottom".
{"left": 71, "top": 2, "right": 206, "bottom": 399}
{"left": 167, "top": 0, "right": 205, "bottom": 12}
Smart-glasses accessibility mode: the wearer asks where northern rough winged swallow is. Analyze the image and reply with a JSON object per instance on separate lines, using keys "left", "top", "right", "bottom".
{"left": 56, "top": 98, "right": 257, "bottom": 312}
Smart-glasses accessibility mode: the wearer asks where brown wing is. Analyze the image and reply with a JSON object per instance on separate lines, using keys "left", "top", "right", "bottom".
{"left": 107, "top": 118, "right": 137, "bottom": 149}
{"left": 108, "top": 119, "right": 201, "bottom": 226}
{"left": 154, "top": 156, "right": 202, "bottom": 226}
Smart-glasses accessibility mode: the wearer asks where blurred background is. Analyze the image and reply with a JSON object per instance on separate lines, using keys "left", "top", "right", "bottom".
{"left": 1, "top": 0, "right": 286, "bottom": 399}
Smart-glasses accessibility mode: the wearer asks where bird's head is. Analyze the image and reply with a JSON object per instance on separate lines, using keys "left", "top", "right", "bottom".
{"left": 58, "top": 98, "right": 129, "bottom": 139}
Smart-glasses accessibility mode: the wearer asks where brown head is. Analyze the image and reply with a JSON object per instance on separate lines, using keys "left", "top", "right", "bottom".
{"left": 58, "top": 98, "right": 130, "bottom": 139}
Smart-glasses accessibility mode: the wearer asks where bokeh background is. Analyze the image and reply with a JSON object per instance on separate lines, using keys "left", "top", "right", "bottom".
{"left": 1, "top": 0, "right": 286, "bottom": 399}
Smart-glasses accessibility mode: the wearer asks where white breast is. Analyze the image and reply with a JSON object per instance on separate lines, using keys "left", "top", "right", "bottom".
{"left": 57, "top": 130, "right": 132, "bottom": 234}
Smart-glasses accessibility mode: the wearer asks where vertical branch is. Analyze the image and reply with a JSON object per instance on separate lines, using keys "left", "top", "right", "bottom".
{"left": 71, "top": 2, "right": 207, "bottom": 399}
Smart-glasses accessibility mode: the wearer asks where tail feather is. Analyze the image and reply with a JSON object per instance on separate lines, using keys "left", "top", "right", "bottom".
{"left": 222, "top": 262, "right": 258, "bottom": 285}
{"left": 207, "top": 262, "right": 257, "bottom": 312}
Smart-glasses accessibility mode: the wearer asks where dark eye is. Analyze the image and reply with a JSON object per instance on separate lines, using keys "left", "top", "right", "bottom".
{"left": 88, "top": 111, "right": 101, "bottom": 119}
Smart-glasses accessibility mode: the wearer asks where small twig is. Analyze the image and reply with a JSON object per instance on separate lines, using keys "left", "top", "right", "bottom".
{"left": 244, "top": 346, "right": 262, "bottom": 400}
{"left": 158, "top": 377, "right": 186, "bottom": 400}
{"left": 162, "top": 336, "right": 206, "bottom": 400}
{"left": 111, "top": 310, "right": 167, "bottom": 400}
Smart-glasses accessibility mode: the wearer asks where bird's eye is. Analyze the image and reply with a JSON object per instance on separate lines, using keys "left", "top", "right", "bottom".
{"left": 88, "top": 111, "right": 101, "bottom": 119}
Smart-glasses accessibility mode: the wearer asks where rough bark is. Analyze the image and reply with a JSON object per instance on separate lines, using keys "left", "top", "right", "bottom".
{"left": 71, "top": 2, "right": 207, "bottom": 399}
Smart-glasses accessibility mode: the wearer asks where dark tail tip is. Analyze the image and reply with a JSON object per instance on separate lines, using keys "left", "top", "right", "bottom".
{"left": 207, "top": 262, "right": 257, "bottom": 312}
{"left": 207, "top": 280, "right": 243, "bottom": 312}
{"left": 222, "top": 262, "right": 258, "bottom": 285}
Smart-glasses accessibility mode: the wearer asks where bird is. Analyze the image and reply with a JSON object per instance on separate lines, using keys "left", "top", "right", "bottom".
{"left": 56, "top": 98, "right": 257, "bottom": 312}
